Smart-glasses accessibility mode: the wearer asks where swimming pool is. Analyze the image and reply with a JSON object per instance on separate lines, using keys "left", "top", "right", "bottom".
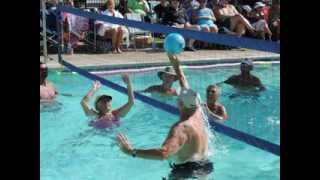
{"left": 41, "top": 62, "right": 280, "bottom": 180}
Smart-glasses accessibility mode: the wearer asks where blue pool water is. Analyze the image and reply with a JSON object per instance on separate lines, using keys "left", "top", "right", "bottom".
{"left": 41, "top": 63, "right": 280, "bottom": 180}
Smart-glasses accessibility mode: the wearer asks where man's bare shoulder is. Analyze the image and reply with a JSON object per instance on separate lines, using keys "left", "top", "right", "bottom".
{"left": 250, "top": 75, "right": 263, "bottom": 85}
{"left": 145, "top": 85, "right": 162, "bottom": 91}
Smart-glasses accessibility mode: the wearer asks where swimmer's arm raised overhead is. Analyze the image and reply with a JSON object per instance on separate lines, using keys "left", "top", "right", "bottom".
{"left": 168, "top": 54, "right": 189, "bottom": 89}
{"left": 80, "top": 81, "right": 100, "bottom": 117}
{"left": 117, "top": 125, "right": 187, "bottom": 160}
{"left": 113, "top": 74, "right": 135, "bottom": 118}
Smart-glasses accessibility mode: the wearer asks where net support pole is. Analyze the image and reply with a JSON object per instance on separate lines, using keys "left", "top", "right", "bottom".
{"left": 56, "top": 3, "right": 64, "bottom": 63}
{"left": 41, "top": 0, "right": 48, "bottom": 63}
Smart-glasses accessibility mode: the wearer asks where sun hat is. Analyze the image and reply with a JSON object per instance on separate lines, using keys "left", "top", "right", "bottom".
{"left": 95, "top": 94, "right": 112, "bottom": 107}
{"left": 178, "top": 88, "right": 200, "bottom": 109}
{"left": 254, "top": 2, "right": 265, "bottom": 9}
{"left": 157, "top": 67, "right": 178, "bottom": 81}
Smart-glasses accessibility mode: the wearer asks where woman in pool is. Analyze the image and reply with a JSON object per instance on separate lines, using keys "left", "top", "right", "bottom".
{"left": 80, "top": 74, "right": 134, "bottom": 129}
{"left": 40, "top": 62, "right": 58, "bottom": 101}
{"left": 142, "top": 67, "right": 178, "bottom": 96}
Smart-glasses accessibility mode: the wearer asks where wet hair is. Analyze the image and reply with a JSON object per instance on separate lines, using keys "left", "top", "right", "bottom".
{"left": 40, "top": 62, "right": 48, "bottom": 79}
{"left": 206, "top": 84, "right": 220, "bottom": 94}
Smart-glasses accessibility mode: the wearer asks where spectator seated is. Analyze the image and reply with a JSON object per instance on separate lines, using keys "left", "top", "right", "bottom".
{"left": 95, "top": 0, "right": 129, "bottom": 53}
{"left": 127, "top": 0, "right": 150, "bottom": 17}
{"left": 213, "top": 0, "right": 255, "bottom": 37}
{"left": 241, "top": 2, "right": 272, "bottom": 40}
{"left": 161, "top": 0, "right": 201, "bottom": 51}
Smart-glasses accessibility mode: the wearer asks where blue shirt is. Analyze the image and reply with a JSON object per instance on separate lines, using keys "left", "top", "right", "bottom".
{"left": 197, "top": 7, "right": 215, "bottom": 26}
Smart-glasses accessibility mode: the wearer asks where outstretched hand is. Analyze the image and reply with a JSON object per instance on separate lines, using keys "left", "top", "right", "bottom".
{"left": 92, "top": 81, "right": 101, "bottom": 90}
{"left": 167, "top": 54, "right": 179, "bottom": 64}
{"left": 117, "top": 133, "right": 134, "bottom": 155}
{"left": 121, "top": 74, "right": 130, "bottom": 85}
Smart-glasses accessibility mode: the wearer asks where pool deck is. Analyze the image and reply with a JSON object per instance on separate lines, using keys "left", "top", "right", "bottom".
{"left": 41, "top": 49, "right": 280, "bottom": 70}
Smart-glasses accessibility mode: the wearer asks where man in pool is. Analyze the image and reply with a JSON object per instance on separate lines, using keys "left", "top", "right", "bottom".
{"left": 80, "top": 74, "right": 134, "bottom": 129}
{"left": 204, "top": 84, "right": 228, "bottom": 121}
{"left": 142, "top": 67, "right": 178, "bottom": 96}
{"left": 221, "top": 59, "right": 266, "bottom": 91}
{"left": 117, "top": 54, "right": 213, "bottom": 179}
{"left": 40, "top": 62, "right": 58, "bottom": 101}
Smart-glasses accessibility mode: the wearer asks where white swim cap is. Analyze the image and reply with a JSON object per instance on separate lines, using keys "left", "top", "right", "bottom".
{"left": 178, "top": 88, "right": 200, "bottom": 109}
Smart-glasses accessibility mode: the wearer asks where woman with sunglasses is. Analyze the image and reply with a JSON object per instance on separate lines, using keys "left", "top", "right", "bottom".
{"left": 80, "top": 74, "right": 134, "bottom": 129}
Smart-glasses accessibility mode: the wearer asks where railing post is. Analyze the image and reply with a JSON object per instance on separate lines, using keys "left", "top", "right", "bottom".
{"left": 56, "top": 4, "right": 64, "bottom": 63}
{"left": 41, "top": 0, "right": 48, "bottom": 63}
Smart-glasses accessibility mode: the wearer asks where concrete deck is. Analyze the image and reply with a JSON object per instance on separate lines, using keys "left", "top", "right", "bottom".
{"left": 41, "top": 49, "right": 280, "bottom": 70}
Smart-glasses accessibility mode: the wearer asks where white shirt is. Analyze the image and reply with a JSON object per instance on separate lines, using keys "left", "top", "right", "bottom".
{"left": 96, "top": 9, "right": 124, "bottom": 28}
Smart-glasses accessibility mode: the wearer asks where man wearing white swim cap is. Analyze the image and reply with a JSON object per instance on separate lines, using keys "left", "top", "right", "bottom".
{"left": 221, "top": 58, "right": 266, "bottom": 91}
{"left": 117, "top": 54, "right": 213, "bottom": 179}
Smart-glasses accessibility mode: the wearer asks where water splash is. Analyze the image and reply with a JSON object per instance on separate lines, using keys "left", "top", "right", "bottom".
{"left": 197, "top": 95, "right": 225, "bottom": 158}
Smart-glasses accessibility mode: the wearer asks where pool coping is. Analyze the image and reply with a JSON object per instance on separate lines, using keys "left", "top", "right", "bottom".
{"left": 54, "top": 56, "right": 280, "bottom": 72}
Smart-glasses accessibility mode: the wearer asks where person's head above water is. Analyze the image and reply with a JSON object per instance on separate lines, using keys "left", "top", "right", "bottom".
{"left": 40, "top": 62, "right": 48, "bottom": 84}
{"left": 206, "top": 84, "right": 220, "bottom": 102}
{"left": 158, "top": 67, "right": 178, "bottom": 84}
{"left": 94, "top": 94, "right": 113, "bottom": 113}
{"left": 178, "top": 88, "right": 200, "bottom": 111}
{"left": 240, "top": 59, "right": 254, "bottom": 73}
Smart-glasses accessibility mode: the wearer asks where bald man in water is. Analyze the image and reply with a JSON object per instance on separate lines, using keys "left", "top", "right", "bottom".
{"left": 117, "top": 54, "right": 213, "bottom": 179}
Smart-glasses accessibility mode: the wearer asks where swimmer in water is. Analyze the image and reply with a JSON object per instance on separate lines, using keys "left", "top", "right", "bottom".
{"left": 40, "top": 61, "right": 72, "bottom": 102}
{"left": 142, "top": 67, "right": 179, "bottom": 96}
{"left": 80, "top": 74, "right": 134, "bottom": 129}
{"left": 220, "top": 59, "right": 266, "bottom": 91}
{"left": 117, "top": 54, "right": 213, "bottom": 179}
{"left": 40, "top": 62, "right": 58, "bottom": 101}
{"left": 204, "top": 85, "right": 228, "bottom": 121}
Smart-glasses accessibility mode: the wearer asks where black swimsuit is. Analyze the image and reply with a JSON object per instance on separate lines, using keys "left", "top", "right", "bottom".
{"left": 165, "top": 160, "right": 214, "bottom": 180}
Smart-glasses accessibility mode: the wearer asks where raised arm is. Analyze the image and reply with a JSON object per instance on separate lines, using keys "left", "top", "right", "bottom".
{"left": 167, "top": 54, "right": 189, "bottom": 89}
{"left": 80, "top": 81, "right": 100, "bottom": 117}
{"left": 113, "top": 74, "right": 135, "bottom": 118}
{"left": 117, "top": 125, "right": 187, "bottom": 160}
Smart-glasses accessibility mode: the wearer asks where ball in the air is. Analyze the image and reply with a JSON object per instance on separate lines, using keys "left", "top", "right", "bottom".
{"left": 164, "top": 33, "right": 185, "bottom": 55}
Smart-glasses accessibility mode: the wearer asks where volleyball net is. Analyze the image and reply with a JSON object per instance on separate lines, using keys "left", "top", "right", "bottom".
{"left": 43, "top": 3, "right": 280, "bottom": 156}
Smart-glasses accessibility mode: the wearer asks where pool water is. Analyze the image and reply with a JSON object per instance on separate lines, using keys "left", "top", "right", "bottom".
{"left": 41, "top": 63, "right": 280, "bottom": 180}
